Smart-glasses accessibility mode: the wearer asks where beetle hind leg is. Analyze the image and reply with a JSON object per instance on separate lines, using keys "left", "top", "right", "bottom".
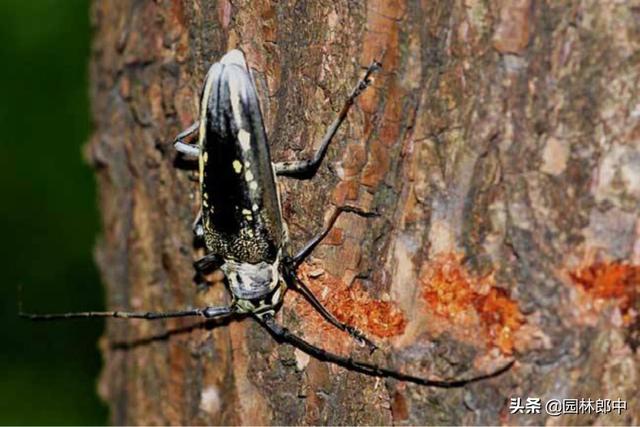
{"left": 274, "top": 59, "right": 381, "bottom": 179}
{"left": 173, "top": 121, "right": 200, "bottom": 158}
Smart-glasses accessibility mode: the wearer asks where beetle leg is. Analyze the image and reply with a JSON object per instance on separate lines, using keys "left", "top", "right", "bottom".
{"left": 175, "top": 142, "right": 200, "bottom": 158}
{"left": 256, "top": 314, "right": 513, "bottom": 387}
{"left": 194, "top": 252, "right": 224, "bottom": 275}
{"left": 20, "top": 305, "right": 236, "bottom": 321}
{"left": 193, "top": 253, "right": 225, "bottom": 291}
{"left": 286, "top": 270, "right": 378, "bottom": 352}
{"left": 291, "top": 205, "right": 378, "bottom": 267}
{"left": 175, "top": 120, "right": 200, "bottom": 141}
{"left": 192, "top": 209, "right": 204, "bottom": 239}
{"left": 274, "top": 60, "right": 381, "bottom": 179}
{"left": 173, "top": 121, "right": 200, "bottom": 158}
{"left": 283, "top": 205, "right": 378, "bottom": 350}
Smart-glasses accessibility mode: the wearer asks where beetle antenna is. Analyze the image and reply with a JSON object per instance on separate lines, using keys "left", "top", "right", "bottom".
{"left": 19, "top": 305, "right": 235, "bottom": 321}
{"left": 21, "top": 309, "right": 200, "bottom": 321}
{"left": 257, "top": 314, "right": 514, "bottom": 388}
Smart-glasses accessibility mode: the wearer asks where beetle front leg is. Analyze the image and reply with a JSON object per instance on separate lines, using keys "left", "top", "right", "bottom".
{"left": 285, "top": 269, "right": 378, "bottom": 352}
{"left": 291, "top": 205, "right": 378, "bottom": 267}
{"left": 274, "top": 60, "right": 381, "bottom": 179}
{"left": 173, "top": 121, "right": 200, "bottom": 158}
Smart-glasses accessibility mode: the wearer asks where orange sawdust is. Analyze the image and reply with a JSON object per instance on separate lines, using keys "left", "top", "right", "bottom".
{"left": 477, "top": 287, "right": 525, "bottom": 355}
{"left": 297, "top": 264, "right": 407, "bottom": 338}
{"left": 422, "top": 257, "right": 477, "bottom": 318}
{"left": 569, "top": 261, "right": 640, "bottom": 323}
{"left": 420, "top": 253, "right": 524, "bottom": 354}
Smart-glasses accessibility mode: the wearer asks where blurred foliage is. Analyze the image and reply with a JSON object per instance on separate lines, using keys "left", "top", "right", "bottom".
{"left": 0, "top": 0, "right": 107, "bottom": 424}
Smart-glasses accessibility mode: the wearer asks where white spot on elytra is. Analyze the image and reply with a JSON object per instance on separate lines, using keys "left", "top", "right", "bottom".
{"left": 252, "top": 203, "right": 259, "bottom": 211}
{"left": 245, "top": 170, "right": 254, "bottom": 182}
{"left": 249, "top": 181, "right": 258, "bottom": 191}
{"left": 200, "top": 386, "right": 221, "bottom": 416}
{"left": 232, "top": 160, "right": 242, "bottom": 173}
{"left": 238, "top": 129, "right": 251, "bottom": 151}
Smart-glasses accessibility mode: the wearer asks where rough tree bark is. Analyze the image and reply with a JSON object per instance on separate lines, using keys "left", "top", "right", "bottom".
{"left": 89, "top": 0, "right": 639, "bottom": 425}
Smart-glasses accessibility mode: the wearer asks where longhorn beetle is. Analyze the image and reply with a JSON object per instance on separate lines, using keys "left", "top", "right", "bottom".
{"left": 22, "top": 49, "right": 513, "bottom": 387}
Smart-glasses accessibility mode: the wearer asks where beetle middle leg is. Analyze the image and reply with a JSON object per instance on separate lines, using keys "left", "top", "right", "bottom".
{"left": 284, "top": 205, "right": 378, "bottom": 351}
{"left": 291, "top": 205, "right": 378, "bottom": 267}
{"left": 274, "top": 59, "right": 381, "bottom": 179}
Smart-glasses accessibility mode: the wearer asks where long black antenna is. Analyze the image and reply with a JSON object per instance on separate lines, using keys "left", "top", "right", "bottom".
{"left": 20, "top": 309, "right": 203, "bottom": 320}
{"left": 257, "top": 314, "right": 514, "bottom": 388}
{"left": 19, "top": 305, "right": 235, "bottom": 321}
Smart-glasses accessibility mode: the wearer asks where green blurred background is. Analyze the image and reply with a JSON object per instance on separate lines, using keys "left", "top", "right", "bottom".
{"left": 0, "top": 0, "right": 107, "bottom": 424}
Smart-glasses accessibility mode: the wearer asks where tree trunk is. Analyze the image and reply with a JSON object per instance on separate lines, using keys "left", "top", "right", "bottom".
{"left": 89, "top": 0, "right": 639, "bottom": 425}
